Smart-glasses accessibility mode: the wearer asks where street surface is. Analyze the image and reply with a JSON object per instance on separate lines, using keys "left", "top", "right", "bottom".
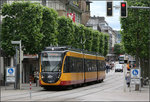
{"left": 1, "top": 69, "right": 149, "bottom": 101}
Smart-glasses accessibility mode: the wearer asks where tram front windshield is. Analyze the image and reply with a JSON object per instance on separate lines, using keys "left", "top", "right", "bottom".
{"left": 41, "top": 52, "right": 63, "bottom": 72}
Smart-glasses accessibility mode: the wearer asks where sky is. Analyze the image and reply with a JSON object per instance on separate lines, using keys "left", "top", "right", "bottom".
{"left": 90, "top": 1, "right": 121, "bottom": 30}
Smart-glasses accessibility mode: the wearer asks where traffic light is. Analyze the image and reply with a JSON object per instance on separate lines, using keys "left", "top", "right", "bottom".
{"left": 121, "top": 2, "right": 127, "bottom": 17}
{"left": 106, "top": 2, "right": 113, "bottom": 16}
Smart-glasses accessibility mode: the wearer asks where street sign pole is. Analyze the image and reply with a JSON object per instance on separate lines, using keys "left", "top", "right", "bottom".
{"left": 11, "top": 40, "right": 22, "bottom": 90}
{"left": 19, "top": 41, "right": 22, "bottom": 90}
{"left": 123, "top": 64, "right": 126, "bottom": 92}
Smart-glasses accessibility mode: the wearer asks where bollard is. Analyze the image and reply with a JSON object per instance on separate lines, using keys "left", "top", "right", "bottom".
{"left": 29, "top": 81, "right": 32, "bottom": 99}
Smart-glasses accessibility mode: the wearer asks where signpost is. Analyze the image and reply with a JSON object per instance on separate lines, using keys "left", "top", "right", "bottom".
{"left": 5, "top": 67, "right": 16, "bottom": 89}
{"left": 11, "top": 40, "right": 22, "bottom": 89}
{"left": 6, "top": 67, "right": 16, "bottom": 83}
{"left": 130, "top": 68, "right": 141, "bottom": 91}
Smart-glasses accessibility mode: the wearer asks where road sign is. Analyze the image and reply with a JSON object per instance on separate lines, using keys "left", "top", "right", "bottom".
{"left": 131, "top": 69, "right": 140, "bottom": 78}
{"left": 6, "top": 67, "right": 15, "bottom": 76}
{"left": 131, "top": 78, "right": 140, "bottom": 84}
{"left": 6, "top": 77, "right": 16, "bottom": 83}
{"left": 8, "top": 68, "right": 14, "bottom": 74}
{"left": 6, "top": 67, "right": 16, "bottom": 83}
{"left": 11, "top": 41, "right": 21, "bottom": 44}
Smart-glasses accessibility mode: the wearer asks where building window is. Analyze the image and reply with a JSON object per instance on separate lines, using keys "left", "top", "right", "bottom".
{"left": 86, "top": 3, "right": 90, "bottom": 11}
{"left": 93, "top": 26, "right": 97, "bottom": 30}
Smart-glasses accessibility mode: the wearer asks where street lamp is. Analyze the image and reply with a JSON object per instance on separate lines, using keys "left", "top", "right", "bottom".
{"left": 11, "top": 40, "right": 22, "bottom": 89}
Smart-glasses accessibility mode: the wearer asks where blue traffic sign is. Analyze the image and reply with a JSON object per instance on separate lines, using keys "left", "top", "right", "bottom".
{"left": 132, "top": 69, "right": 138, "bottom": 76}
{"left": 8, "top": 68, "right": 14, "bottom": 74}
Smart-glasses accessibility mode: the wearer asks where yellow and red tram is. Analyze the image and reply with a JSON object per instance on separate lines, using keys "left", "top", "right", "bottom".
{"left": 39, "top": 47, "right": 106, "bottom": 88}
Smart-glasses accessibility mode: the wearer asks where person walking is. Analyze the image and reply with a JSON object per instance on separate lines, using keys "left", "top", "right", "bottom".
{"left": 126, "top": 72, "right": 130, "bottom": 87}
{"left": 106, "top": 63, "right": 110, "bottom": 73}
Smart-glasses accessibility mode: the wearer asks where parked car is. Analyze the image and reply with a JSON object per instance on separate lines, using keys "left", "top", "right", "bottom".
{"left": 115, "top": 64, "right": 123, "bottom": 72}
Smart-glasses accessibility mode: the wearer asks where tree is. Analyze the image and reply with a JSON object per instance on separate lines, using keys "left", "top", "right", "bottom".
{"left": 72, "top": 24, "right": 85, "bottom": 49}
{"left": 114, "top": 43, "right": 125, "bottom": 56}
{"left": 57, "top": 16, "right": 74, "bottom": 46}
{"left": 103, "top": 34, "right": 109, "bottom": 56}
{"left": 84, "top": 27, "right": 93, "bottom": 51}
{"left": 99, "top": 32, "right": 104, "bottom": 55}
{"left": 1, "top": 2, "right": 43, "bottom": 55}
{"left": 1, "top": 1, "right": 59, "bottom": 55}
{"left": 92, "top": 31, "right": 100, "bottom": 52}
{"left": 121, "top": 0, "right": 150, "bottom": 78}
{"left": 40, "top": 6, "right": 58, "bottom": 49}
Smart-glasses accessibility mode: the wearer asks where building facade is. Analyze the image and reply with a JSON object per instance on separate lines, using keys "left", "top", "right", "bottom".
{"left": 86, "top": 16, "right": 117, "bottom": 55}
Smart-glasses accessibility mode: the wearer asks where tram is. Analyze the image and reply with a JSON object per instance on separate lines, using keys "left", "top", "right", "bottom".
{"left": 39, "top": 46, "right": 106, "bottom": 89}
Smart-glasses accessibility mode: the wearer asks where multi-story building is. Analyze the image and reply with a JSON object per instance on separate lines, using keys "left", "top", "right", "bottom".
{"left": 0, "top": 0, "right": 92, "bottom": 84}
{"left": 1, "top": 0, "right": 91, "bottom": 24}
{"left": 86, "top": 16, "right": 117, "bottom": 55}
{"left": 45, "top": 0, "right": 92, "bottom": 25}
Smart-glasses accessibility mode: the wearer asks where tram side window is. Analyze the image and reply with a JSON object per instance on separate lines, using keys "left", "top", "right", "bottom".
{"left": 88, "top": 60, "right": 92, "bottom": 72}
{"left": 92, "top": 60, "right": 97, "bottom": 71}
{"left": 64, "top": 56, "right": 84, "bottom": 73}
{"left": 85, "top": 59, "right": 89, "bottom": 72}
{"left": 101, "top": 61, "right": 104, "bottom": 71}
{"left": 102, "top": 61, "right": 105, "bottom": 71}
{"left": 64, "top": 56, "right": 70, "bottom": 73}
{"left": 70, "top": 57, "right": 75, "bottom": 72}
{"left": 98, "top": 61, "right": 101, "bottom": 71}
{"left": 76, "top": 58, "right": 83, "bottom": 72}
{"left": 84, "top": 59, "right": 87, "bottom": 72}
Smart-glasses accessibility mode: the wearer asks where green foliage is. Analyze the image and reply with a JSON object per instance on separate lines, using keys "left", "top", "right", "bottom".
{"left": 57, "top": 16, "right": 74, "bottom": 46}
{"left": 92, "top": 31, "right": 100, "bottom": 52}
{"left": 99, "top": 32, "right": 104, "bottom": 55}
{"left": 72, "top": 24, "right": 85, "bottom": 49}
{"left": 84, "top": 27, "right": 93, "bottom": 51}
{"left": 103, "top": 34, "right": 109, "bottom": 56}
{"left": 1, "top": 1, "right": 44, "bottom": 55}
{"left": 40, "top": 6, "right": 58, "bottom": 49}
{"left": 1, "top": 1, "right": 110, "bottom": 57}
{"left": 121, "top": 0, "right": 150, "bottom": 59}
{"left": 121, "top": 0, "right": 150, "bottom": 77}
{"left": 114, "top": 43, "right": 125, "bottom": 56}
{"left": 1, "top": 1, "right": 59, "bottom": 55}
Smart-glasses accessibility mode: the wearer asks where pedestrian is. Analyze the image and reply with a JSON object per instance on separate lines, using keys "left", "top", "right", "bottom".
{"left": 34, "top": 70, "right": 39, "bottom": 86}
{"left": 125, "top": 72, "right": 130, "bottom": 87}
{"left": 106, "top": 63, "right": 109, "bottom": 73}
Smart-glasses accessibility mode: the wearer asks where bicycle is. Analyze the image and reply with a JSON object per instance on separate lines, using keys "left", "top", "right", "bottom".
{"left": 143, "top": 77, "right": 149, "bottom": 85}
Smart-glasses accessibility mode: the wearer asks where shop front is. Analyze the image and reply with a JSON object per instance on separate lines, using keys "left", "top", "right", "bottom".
{"left": 22, "top": 54, "right": 39, "bottom": 83}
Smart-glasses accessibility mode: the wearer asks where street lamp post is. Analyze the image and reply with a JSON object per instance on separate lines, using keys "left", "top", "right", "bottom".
{"left": 11, "top": 40, "right": 22, "bottom": 89}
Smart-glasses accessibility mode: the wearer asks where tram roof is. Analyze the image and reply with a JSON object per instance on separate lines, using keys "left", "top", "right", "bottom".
{"left": 44, "top": 46, "right": 104, "bottom": 57}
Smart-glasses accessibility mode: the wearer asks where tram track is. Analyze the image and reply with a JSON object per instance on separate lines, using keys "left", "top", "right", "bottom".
{"left": 34, "top": 73, "right": 123, "bottom": 101}
{"left": 40, "top": 75, "right": 123, "bottom": 101}
{"left": 2, "top": 73, "right": 122, "bottom": 101}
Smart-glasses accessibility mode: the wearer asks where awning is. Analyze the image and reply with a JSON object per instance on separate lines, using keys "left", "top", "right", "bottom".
{"left": 23, "top": 54, "right": 38, "bottom": 59}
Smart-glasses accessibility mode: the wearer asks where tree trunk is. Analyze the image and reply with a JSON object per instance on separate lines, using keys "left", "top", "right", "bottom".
{"left": 144, "top": 58, "right": 149, "bottom": 78}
